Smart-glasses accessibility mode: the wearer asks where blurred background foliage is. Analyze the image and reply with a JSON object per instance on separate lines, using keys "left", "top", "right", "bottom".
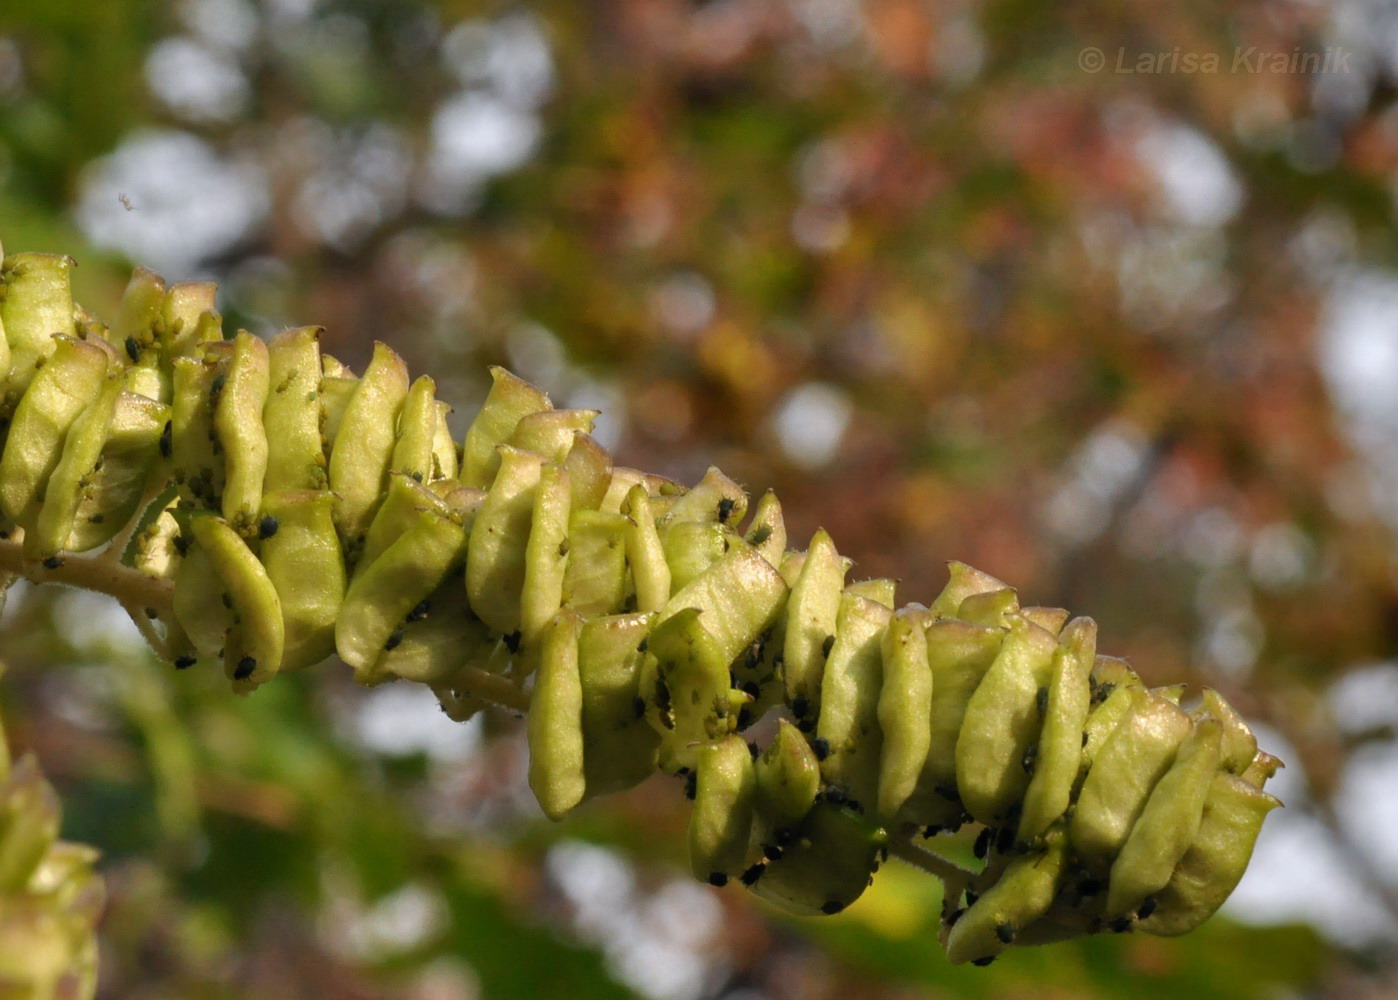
{"left": 1, "top": 0, "right": 1397, "bottom": 996}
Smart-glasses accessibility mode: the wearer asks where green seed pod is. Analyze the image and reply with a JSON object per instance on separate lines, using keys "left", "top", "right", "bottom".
{"left": 158, "top": 281, "right": 219, "bottom": 368}
{"left": 642, "top": 607, "right": 733, "bottom": 772}
{"left": 1018, "top": 617, "right": 1096, "bottom": 843}
{"left": 0, "top": 335, "right": 114, "bottom": 527}
{"left": 356, "top": 473, "right": 460, "bottom": 578}
{"left": 755, "top": 719, "right": 822, "bottom": 837}
{"left": 328, "top": 342, "right": 409, "bottom": 542}
{"left": 28, "top": 375, "right": 122, "bottom": 560}
{"left": 561, "top": 509, "right": 629, "bottom": 616}
{"left": 215, "top": 331, "right": 271, "bottom": 529}
{"left": 520, "top": 462, "right": 572, "bottom": 649}
{"left": 431, "top": 400, "right": 459, "bottom": 481}
{"left": 376, "top": 577, "right": 493, "bottom": 685}
{"left": 1195, "top": 689, "right": 1258, "bottom": 775}
{"left": 743, "top": 489, "right": 787, "bottom": 567}
{"left": 319, "top": 372, "right": 359, "bottom": 445}
{"left": 660, "top": 520, "right": 731, "bottom": 591}
{"left": 663, "top": 466, "right": 747, "bottom": 527}
{"left": 898, "top": 619, "right": 1004, "bottom": 826}
{"left": 1137, "top": 773, "right": 1281, "bottom": 936}
{"left": 783, "top": 529, "right": 849, "bottom": 710}
{"left": 263, "top": 327, "right": 326, "bottom": 492}
{"left": 564, "top": 431, "right": 611, "bottom": 512}
{"left": 660, "top": 547, "right": 788, "bottom": 668}
{"left": 1, "top": 253, "right": 77, "bottom": 403}
{"left": 956, "top": 615, "right": 1058, "bottom": 825}
{"left": 622, "top": 484, "right": 671, "bottom": 614}
{"left": 929, "top": 561, "right": 1009, "bottom": 618}
{"left": 527, "top": 609, "right": 587, "bottom": 820}
{"left": 509, "top": 408, "right": 599, "bottom": 465}
{"left": 748, "top": 801, "right": 886, "bottom": 916}
{"left": 461, "top": 365, "right": 551, "bottom": 488}
{"left": 170, "top": 353, "right": 226, "bottom": 505}
{"left": 186, "top": 513, "right": 285, "bottom": 690}
{"left": 876, "top": 606, "right": 932, "bottom": 819}
{"left": 69, "top": 391, "right": 168, "bottom": 551}
{"left": 577, "top": 612, "right": 660, "bottom": 798}
{"left": 260, "top": 490, "right": 346, "bottom": 672}
{"left": 845, "top": 577, "right": 897, "bottom": 608}
{"left": 172, "top": 521, "right": 235, "bottom": 658}
{"left": 467, "top": 445, "right": 545, "bottom": 634}
{"left": 0, "top": 758, "right": 61, "bottom": 894}
{"left": 391, "top": 375, "right": 440, "bottom": 483}
{"left": 1021, "top": 607, "right": 1070, "bottom": 634}
{"left": 336, "top": 493, "right": 469, "bottom": 679}
{"left": 108, "top": 266, "right": 167, "bottom": 396}
{"left": 817, "top": 592, "right": 894, "bottom": 811}
{"left": 689, "top": 734, "right": 758, "bottom": 883}
{"left": 944, "top": 831, "right": 1069, "bottom": 965}
{"left": 957, "top": 587, "right": 1019, "bottom": 628}
{"left": 1070, "top": 691, "right": 1193, "bottom": 872}
{"left": 1105, "top": 717, "right": 1223, "bottom": 917}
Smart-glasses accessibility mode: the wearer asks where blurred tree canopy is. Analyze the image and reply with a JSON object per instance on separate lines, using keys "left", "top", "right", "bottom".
{"left": 2, "top": 0, "right": 1398, "bottom": 996}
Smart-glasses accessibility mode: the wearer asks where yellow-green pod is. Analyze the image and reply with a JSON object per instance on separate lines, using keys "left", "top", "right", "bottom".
{"left": 215, "top": 331, "right": 270, "bottom": 529}
{"left": 900, "top": 620, "right": 1005, "bottom": 827}
{"left": 392, "top": 374, "right": 439, "bottom": 482}
{"left": 622, "top": 484, "right": 670, "bottom": 614}
{"left": 778, "top": 549, "right": 807, "bottom": 586}
{"left": 944, "top": 832, "right": 1069, "bottom": 965}
{"left": 263, "top": 327, "right": 325, "bottom": 492}
{"left": 467, "top": 445, "right": 545, "bottom": 635}
{"left": 876, "top": 607, "right": 932, "bottom": 819}
{"left": 461, "top": 366, "right": 551, "bottom": 488}
{"left": 561, "top": 509, "right": 629, "bottom": 617}
{"left": 260, "top": 490, "right": 345, "bottom": 672}
{"left": 336, "top": 499, "right": 469, "bottom": 678}
{"left": 578, "top": 612, "right": 660, "bottom": 798}
{"left": 70, "top": 391, "right": 168, "bottom": 551}
{"left": 748, "top": 802, "right": 886, "bottom": 915}
{"left": 600, "top": 467, "right": 647, "bottom": 513}
{"left": 375, "top": 577, "right": 494, "bottom": 685}
{"left": 783, "top": 529, "right": 849, "bottom": 711}
{"left": 1, "top": 253, "right": 76, "bottom": 402}
{"left": 356, "top": 473, "right": 458, "bottom": 578}
{"left": 520, "top": 463, "right": 572, "bottom": 648}
{"left": 1196, "top": 689, "right": 1258, "bottom": 775}
{"left": 431, "top": 400, "right": 458, "bottom": 481}
{"left": 928, "top": 561, "right": 1009, "bottom": 618}
{"left": 846, "top": 578, "right": 896, "bottom": 609}
{"left": 158, "top": 281, "right": 219, "bottom": 366}
{"left": 564, "top": 431, "right": 612, "bottom": 512}
{"left": 663, "top": 466, "right": 747, "bottom": 526}
{"left": 816, "top": 593, "right": 892, "bottom": 811}
{"left": 108, "top": 266, "right": 166, "bottom": 386}
{"left": 660, "top": 547, "right": 788, "bottom": 668}
{"left": 1022, "top": 606, "right": 1070, "bottom": 634}
{"left": 957, "top": 587, "right": 1019, "bottom": 628}
{"left": 29, "top": 375, "right": 122, "bottom": 560}
{"left": 1070, "top": 692, "right": 1193, "bottom": 872}
{"left": 1018, "top": 617, "right": 1096, "bottom": 843}
{"left": 689, "top": 734, "right": 757, "bottom": 883}
{"left": 1106, "top": 718, "right": 1223, "bottom": 918}
{"left": 0, "top": 756, "right": 61, "bottom": 893}
{"left": 1080, "top": 665, "right": 1147, "bottom": 771}
{"left": 186, "top": 514, "right": 284, "bottom": 690}
{"left": 743, "top": 490, "right": 787, "bottom": 567}
{"left": 509, "top": 408, "right": 598, "bottom": 464}
{"left": 660, "top": 520, "right": 730, "bottom": 591}
{"left": 172, "top": 529, "right": 233, "bottom": 658}
{"left": 527, "top": 609, "right": 587, "bottom": 820}
{"left": 170, "top": 355, "right": 225, "bottom": 506}
{"left": 1137, "top": 773, "right": 1281, "bottom": 937}
{"left": 328, "top": 342, "right": 409, "bottom": 542}
{"left": 643, "top": 607, "right": 733, "bottom": 771}
{"left": 319, "top": 373, "right": 359, "bottom": 445}
{"left": 1240, "top": 750, "right": 1283, "bottom": 789}
{"left": 955, "top": 615, "right": 1059, "bottom": 825}
{"left": 0, "top": 335, "right": 113, "bottom": 527}
{"left": 754, "top": 719, "right": 821, "bottom": 836}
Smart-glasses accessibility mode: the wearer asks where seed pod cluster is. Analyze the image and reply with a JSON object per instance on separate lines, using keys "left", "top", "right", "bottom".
{"left": 0, "top": 246, "right": 1281, "bottom": 964}
{"left": 0, "top": 692, "right": 104, "bottom": 1000}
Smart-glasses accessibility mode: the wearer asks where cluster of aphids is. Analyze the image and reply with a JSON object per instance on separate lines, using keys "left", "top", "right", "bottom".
{"left": 0, "top": 248, "right": 1281, "bottom": 965}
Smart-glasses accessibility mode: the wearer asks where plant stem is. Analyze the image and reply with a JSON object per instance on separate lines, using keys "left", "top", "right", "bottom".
{"left": 887, "top": 832, "right": 977, "bottom": 894}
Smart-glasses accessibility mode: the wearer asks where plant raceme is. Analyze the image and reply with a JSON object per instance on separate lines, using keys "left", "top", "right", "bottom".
{"left": 0, "top": 244, "right": 1281, "bottom": 980}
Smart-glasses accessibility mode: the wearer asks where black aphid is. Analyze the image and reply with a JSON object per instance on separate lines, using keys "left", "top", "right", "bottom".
{"left": 258, "top": 515, "right": 279, "bottom": 539}
{"left": 174, "top": 655, "right": 197, "bottom": 670}
{"left": 233, "top": 656, "right": 256, "bottom": 680}
{"left": 717, "top": 497, "right": 736, "bottom": 523}
{"left": 707, "top": 872, "right": 729, "bottom": 887}
{"left": 811, "top": 737, "right": 831, "bottom": 761}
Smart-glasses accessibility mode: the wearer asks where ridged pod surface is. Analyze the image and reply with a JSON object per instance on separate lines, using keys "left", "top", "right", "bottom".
{"left": 0, "top": 245, "right": 1282, "bottom": 969}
